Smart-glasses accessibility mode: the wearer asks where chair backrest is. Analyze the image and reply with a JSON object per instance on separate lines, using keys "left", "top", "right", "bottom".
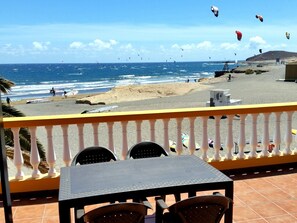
{"left": 82, "top": 202, "right": 149, "bottom": 223}
{"left": 126, "top": 141, "right": 168, "bottom": 159}
{"left": 71, "top": 146, "right": 118, "bottom": 166}
{"left": 167, "top": 194, "right": 232, "bottom": 223}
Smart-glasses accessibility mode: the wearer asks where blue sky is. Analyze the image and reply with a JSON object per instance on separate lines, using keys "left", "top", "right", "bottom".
{"left": 0, "top": 0, "right": 296, "bottom": 63}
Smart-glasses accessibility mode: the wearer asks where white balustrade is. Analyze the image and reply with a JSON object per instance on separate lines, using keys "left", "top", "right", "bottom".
{"left": 29, "top": 127, "right": 41, "bottom": 178}
{"left": 92, "top": 123, "right": 99, "bottom": 146}
{"left": 213, "top": 116, "right": 221, "bottom": 161}
{"left": 238, "top": 114, "right": 247, "bottom": 159}
{"left": 136, "top": 121, "right": 142, "bottom": 143}
{"left": 11, "top": 127, "right": 24, "bottom": 180}
{"left": 5, "top": 103, "right": 297, "bottom": 178}
{"left": 250, "top": 113, "right": 259, "bottom": 158}
{"left": 121, "top": 121, "right": 128, "bottom": 159}
{"left": 107, "top": 122, "right": 115, "bottom": 152}
{"left": 77, "top": 124, "right": 85, "bottom": 151}
{"left": 163, "top": 119, "right": 170, "bottom": 153}
{"left": 188, "top": 117, "right": 196, "bottom": 155}
{"left": 261, "top": 113, "right": 270, "bottom": 157}
{"left": 225, "top": 115, "right": 234, "bottom": 160}
{"left": 284, "top": 111, "right": 293, "bottom": 155}
{"left": 149, "top": 120, "right": 156, "bottom": 142}
{"left": 273, "top": 112, "right": 282, "bottom": 156}
{"left": 61, "top": 125, "right": 72, "bottom": 166}
{"left": 175, "top": 118, "right": 183, "bottom": 155}
{"left": 45, "top": 126, "right": 56, "bottom": 177}
{"left": 200, "top": 116, "right": 209, "bottom": 161}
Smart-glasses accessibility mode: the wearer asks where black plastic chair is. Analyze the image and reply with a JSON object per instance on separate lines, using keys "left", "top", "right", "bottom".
{"left": 126, "top": 141, "right": 180, "bottom": 202}
{"left": 72, "top": 146, "right": 118, "bottom": 223}
{"left": 72, "top": 146, "right": 118, "bottom": 166}
{"left": 126, "top": 141, "right": 169, "bottom": 159}
{"left": 155, "top": 192, "right": 232, "bottom": 223}
{"left": 81, "top": 201, "right": 152, "bottom": 223}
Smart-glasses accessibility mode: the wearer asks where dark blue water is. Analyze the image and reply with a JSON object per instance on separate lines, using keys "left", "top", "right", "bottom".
{"left": 0, "top": 61, "right": 239, "bottom": 101}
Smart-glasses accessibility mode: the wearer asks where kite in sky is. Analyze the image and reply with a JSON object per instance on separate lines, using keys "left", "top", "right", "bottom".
{"left": 235, "top": 31, "right": 242, "bottom": 41}
{"left": 255, "top": 15, "right": 263, "bottom": 22}
{"left": 211, "top": 6, "right": 219, "bottom": 17}
{"left": 286, "top": 32, "right": 290, "bottom": 39}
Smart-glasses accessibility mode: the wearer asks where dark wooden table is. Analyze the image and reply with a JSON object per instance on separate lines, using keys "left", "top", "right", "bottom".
{"left": 59, "top": 155, "right": 233, "bottom": 222}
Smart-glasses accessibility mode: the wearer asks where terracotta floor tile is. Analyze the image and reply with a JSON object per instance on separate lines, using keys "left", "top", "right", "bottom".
{"left": 274, "top": 200, "right": 297, "bottom": 214}
{"left": 13, "top": 204, "right": 45, "bottom": 219}
{"left": 233, "top": 206, "right": 262, "bottom": 222}
{"left": 43, "top": 203, "right": 59, "bottom": 217}
{"left": 264, "top": 214, "right": 297, "bottom": 223}
{"left": 235, "top": 219, "right": 268, "bottom": 223}
{"left": 244, "top": 178, "right": 277, "bottom": 192}
{"left": 258, "top": 188, "right": 293, "bottom": 202}
{"left": 236, "top": 191, "right": 270, "bottom": 205}
{"left": 250, "top": 202, "right": 287, "bottom": 218}
{"left": 1, "top": 172, "right": 297, "bottom": 222}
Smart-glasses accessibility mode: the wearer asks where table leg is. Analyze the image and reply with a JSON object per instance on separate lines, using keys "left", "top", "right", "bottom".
{"left": 224, "top": 183, "right": 234, "bottom": 223}
{"left": 59, "top": 202, "right": 71, "bottom": 223}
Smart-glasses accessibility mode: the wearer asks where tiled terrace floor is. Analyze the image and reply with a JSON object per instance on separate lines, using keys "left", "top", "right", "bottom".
{"left": 1, "top": 165, "right": 297, "bottom": 223}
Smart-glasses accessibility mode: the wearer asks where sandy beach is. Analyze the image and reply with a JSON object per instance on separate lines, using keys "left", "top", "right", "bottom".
{"left": 13, "top": 62, "right": 293, "bottom": 115}
{"left": 9, "top": 62, "right": 297, "bottom": 175}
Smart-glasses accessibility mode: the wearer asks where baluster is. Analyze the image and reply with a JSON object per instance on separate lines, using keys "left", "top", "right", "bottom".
{"left": 92, "top": 123, "right": 99, "bottom": 146}
{"left": 175, "top": 118, "right": 183, "bottom": 155}
{"left": 149, "top": 120, "right": 156, "bottom": 142}
{"left": 188, "top": 117, "right": 196, "bottom": 155}
{"left": 163, "top": 119, "right": 170, "bottom": 153}
{"left": 121, "top": 121, "right": 128, "bottom": 160}
{"left": 29, "top": 127, "right": 41, "bottom": 178}
{"left": 61, "top": 125, "right": 71, "bottom": 166}
{"left": 273, "top": 112, "right": 282, "bottom": 156}
{"left": 225, "top": 115, "right": 234, "bottom": 160}
{"left": 11, "top": 127, "right": 24, "bottom": 180}
{"left": 77, "top": 124, "right": 85, "bottom": 151}
{"left": 107, "top": 122, "right": 114, "bottom": 152}
{"left": 250, "top": 114, "right": 259, "bottom": 158}
{"left": 261, "top": 113, "right": 270, "bottom": 157}
{"left": 200, "top": 116, "right": 209, "bottom": 161}
{"left": 45, "top": 126, "right": 56, "bottom": 177}
{"left": 238, "top": 114, "right": 247, "bottom": 159}
{"left": 284, "top": 111, "right": 293, "bottom": 155}
{"left": 136, "top": 121, "right": 142, "bottom": 143}
{"left": 213, "top": 116, "right": 221, "bottom": 161}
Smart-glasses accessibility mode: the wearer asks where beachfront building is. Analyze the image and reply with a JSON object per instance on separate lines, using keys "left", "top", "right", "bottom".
{"left": 1, "top": 102, "right": 297, "bottom": 222}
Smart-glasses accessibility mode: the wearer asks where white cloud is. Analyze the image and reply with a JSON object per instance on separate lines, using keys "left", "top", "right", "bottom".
{"left": 120, "top": 43, "right": 133, "bottom": 50}
{"left": 69, "top": 41, "right": 85, "bottom": 49}
{"left": 248, "top": 36, "right": 266, "bottom": 50}
{"left": 89, "top": 39, "right": 118, "bottom": 50}
{"left": 220, "top": 42, "right": 239, "bottom": 50}
{"left": 196, "top": 41, "right": 212, "bottom": 49}
{"left": 33, "top": 41, "right": 50, "bottom": 50}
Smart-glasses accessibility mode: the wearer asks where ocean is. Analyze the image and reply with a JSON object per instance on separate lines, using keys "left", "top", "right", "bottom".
{"left": 0, "top": 61, "right": 239, "bottom": 101}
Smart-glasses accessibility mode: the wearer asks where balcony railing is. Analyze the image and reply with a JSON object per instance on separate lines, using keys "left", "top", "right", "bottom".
{"left": 2, "top": 102, "right": 297, "bottom": 193}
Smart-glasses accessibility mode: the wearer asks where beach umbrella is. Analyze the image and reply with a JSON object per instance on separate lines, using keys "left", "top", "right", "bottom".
{"left": 255, "top": 15, "right": 264, "bottom": 22}
{"left": 211, "top": 6, "right": 219, "bottom": 17}
{"left": 235, "top": 30, "right": 242, "bottom": 41}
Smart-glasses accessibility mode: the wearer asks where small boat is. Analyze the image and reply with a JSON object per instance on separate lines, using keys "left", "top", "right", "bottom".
{"left": 26, "top": 98, "right": 50, "bottom": 104}
{"left": 81, "top": 105, "right": 118, "bottom": 114}
{"left": 214, "top": 62, "right": 230, "bottom": 78}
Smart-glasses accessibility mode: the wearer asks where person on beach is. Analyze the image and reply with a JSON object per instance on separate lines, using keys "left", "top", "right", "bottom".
{"left": 50, "top": 87, "right": 56, "bottom": 96}
{"left": 6, "top": 97, "right": 11, "bottom": 106}
{"left": 63, "top": 90, "right": 67, "bottom": 98}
